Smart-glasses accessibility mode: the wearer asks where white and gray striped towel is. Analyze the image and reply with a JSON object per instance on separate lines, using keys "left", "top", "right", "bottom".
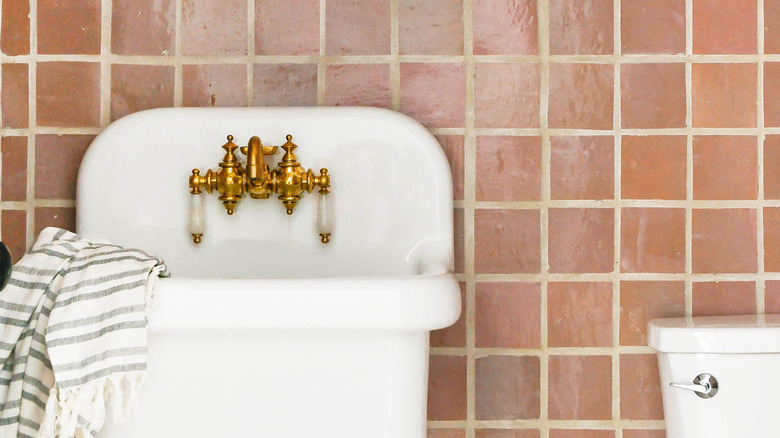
{"left": 0, "top": 227, "right": 168, "bottom": 438}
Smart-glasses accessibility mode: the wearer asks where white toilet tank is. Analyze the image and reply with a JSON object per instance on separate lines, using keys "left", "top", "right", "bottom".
{"left": 648, "top": 315, "right": 780, "bottom": 438}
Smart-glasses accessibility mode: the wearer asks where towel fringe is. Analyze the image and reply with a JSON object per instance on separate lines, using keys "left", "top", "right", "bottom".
{"left": 36, "top": 372, "right": 145, "bottom": 438}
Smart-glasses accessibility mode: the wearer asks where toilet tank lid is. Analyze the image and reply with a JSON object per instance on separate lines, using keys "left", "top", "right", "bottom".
{"left": 648, "top": 314, "right": 780, "bottom": 353}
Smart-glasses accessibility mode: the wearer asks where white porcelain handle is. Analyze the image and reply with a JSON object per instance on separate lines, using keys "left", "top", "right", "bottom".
{"left": 189, "top": 193, "right": 205, "bottom": 242}
{"left": 316, "top": 192, "right": 332, "bottom": 243}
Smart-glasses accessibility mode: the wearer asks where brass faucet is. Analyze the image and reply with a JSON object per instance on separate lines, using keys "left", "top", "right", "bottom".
{"left": 189, "top": 134, "right": 331, "bottom": 243}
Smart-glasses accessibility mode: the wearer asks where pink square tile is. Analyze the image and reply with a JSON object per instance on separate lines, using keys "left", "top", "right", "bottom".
{"left": 763, "top": 63, "right": 780, "bottom": 127}
{"left": 35, "top": 135, "right": 93, "bottom": 200}
{"left": 550, "top": 431, "right": 614, "bottom": 438}
{"left": 476, "top": 356, "right": 540, "bottom": 420}
{"left": 476, "top": 136, "right": 541, "bottom": 202}
{"left": 765, "top": 280, "right": 780, "bottom": 313}
{"left": 400, "top": 63, "right": 466, "bottom": 128}
{"left": 693, "top": 136, "right": 758, "bottom": 200}
{"left": 476, "top": 282, "right": 541, "bottom": 348}
{"left": 35, "top": 207, "right": 76, "bottom": 234}
{"left": 1, "top": 210, "right": 26, "bottom": 264}
{"left": 454, "top": 208, "right": 465, "bottom": 273}
{"left": 548, "top": 282, "right": 612, "bottom": 347}
{"left": 621, "top": 136, "right": 687, "bottom": 200}
{"left": 111, "top": 64, "right": 175, "bottom": 121}
{"left": 182, "top": 0, "right": 246, "bottom": 55}
{"left": 253, "top": 64, "right": 318, "bottom": 107}
{"left": 183, "top": 64, "right": 247, "bottom": 107}
{"left": 326, "top": 0, "right": 390, "bottom": 55}
{"left": 693, "top": 0, "right": 756, "bottom": 54}
{"left": 549, "top": 0, "right": 613, "bottom": 55}
{"left": 621, "top": 0, "right": 685, "bottom": 54}
{"left": 256, "top": 0, "right": 318, "bottom": 55}
{"left": 692, "top": 63, "right": 757, "bottom": 128}
{"left": 550, "top": 136, "right": 614, "bottom": 200}
{"left": 431, "top": 282, "right": 466, "bottom": 347}
{"left": 692, "top": 209, "right": 757, "bottom": 273}
{"left": 620, "top": 355, "right": 664, "bottom": 420}
{"left": 548, "top": 355, "right": 611, "bottom": 420}
{"left": 429, "top": 431, "right": 466, "bottom": 438}
{"left": 1, "top": 63, "right": 29, "bottom": 128}
{"left": 767, "top": 0, "right": 780, "bottom": 54}
{"left": 475, "top": 63, "right": 540, "bottom": 129}
{"left": 549, "top": 64, "right": 614, "bottom": 129}
{"left": 325, "top": 64, "right": 391, "bottom": 108}
{"left": 38, "top": 0, "right": 100, "bottom": 54}
{"left": 692, "top": 282, "right": 757, "bottom": 316}
{"left": 400, "top": 0, "right": 463, "bottom": 55}
{"left": 428, "top": 355, "right": 467, "bottom": 420}
{"left": 1, "top": 136, "right": 27, "bottom": 202}
{"left": 622, "top": 431, "right": 666, "bottom": 438}
{"left": 37, "top": 62, "right": 101, "bottom": 127}
{"left": 473, "top": 0, "right": 537, "bottom": 55}
{"left": 620, "top": 208, "right": 686, "bottom": 273}
{"left": 764, "top": 208, "right": 780, "bottom": 272}
{"left": 1, "top": 0, "right": 30, "bottom": 55}
{"left": 548, "top": 208, "right": 614, "bottom": 273}
{"left": 621, "top": 63, "right": 686, "bottom": 129}
{"left": 475, "top": 209, "right": 540, "bottom": 274}
{"left": 437, "top": 136, "right": 464, "bottom": 201}
{"left": 112, "top": 0, "right": 175, "bottom": 55}
{"left": 620, "top": 281, "right": 685, "bottom": 346}
{"left": 766, "top": 136, "right": 780, "bottom": 199}
{"left": 476, "top": 431, "right": 539, "bottom": 438}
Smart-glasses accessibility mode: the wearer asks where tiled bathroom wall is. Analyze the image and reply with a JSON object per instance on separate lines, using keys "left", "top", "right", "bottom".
{"left": 0, "top": 0, "right": 777, "bottom": 436}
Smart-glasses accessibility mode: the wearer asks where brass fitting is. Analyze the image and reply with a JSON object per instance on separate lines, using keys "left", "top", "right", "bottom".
{"left": 188, "top": 134, "right": 331, "bottom": 242}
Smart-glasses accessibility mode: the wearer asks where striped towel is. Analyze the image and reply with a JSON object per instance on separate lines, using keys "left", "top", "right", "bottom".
{"left": 0, "top": 227, "right": 168, "bottom": 438}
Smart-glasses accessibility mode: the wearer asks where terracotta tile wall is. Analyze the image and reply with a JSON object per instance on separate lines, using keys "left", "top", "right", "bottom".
{"left": 0, "top": 0, "right": 776, "bottom": 436}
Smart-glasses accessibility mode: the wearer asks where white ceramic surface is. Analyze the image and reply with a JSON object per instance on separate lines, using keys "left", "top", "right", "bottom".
{"left": 649, "top": 315, "right": 780, "bottom": 438}
{"left": 76, "top": 107, "right": 461, "bottom": 438}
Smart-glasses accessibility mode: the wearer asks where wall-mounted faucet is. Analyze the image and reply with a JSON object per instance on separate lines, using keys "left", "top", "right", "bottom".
{"left": 188, "top": 134, "right": 331, "bottom": 244}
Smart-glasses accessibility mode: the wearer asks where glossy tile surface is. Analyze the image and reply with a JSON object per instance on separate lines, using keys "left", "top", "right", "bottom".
{"left": 548, "top": 208, "right": 614, "bottom": 273}
{"left": 548, "top": 355, "right": 611, "bottom": 420}
{"left": 476, "top": 355, "right": 540, "bottom": 420}
{"left": 621, "top": 136, "right": 687, "bottom": 200}
{"left": 549, "top": 63, "right": 613, "bottom": 129}
{"left": 36, "top": 62, "right": 101, "bottom": 127}
{"left": 38, "top": 0, "right": 101, "bottom": 54}
{"left": 620, "top": 208, "right": 685, "bottom": 273}
{"left": 253, "top": 64, "right": 318, "bottom": 107}
{"left": 549, "top": 0, "right": 613, "bottom": 55}
{"left": 475, "top": 63, "right": 540, "bottom": 129}
{"left": 256, "top": 0, "right": 319, "bottom": 55}
{"left": 181, "top": 0, "right": 246, "bottom": 55}
{"left": 621, "top": 0, "right": 685, "bottom": 54}
{"left": 550, "top": 136, "right": 613, "bottom": 200}
{"left": 472, "top": 0, "right": 537, "bottom": 55}
{"left": 399, "top": 0, "right": 463, "bottom": 55}
{"left": 111, "top": 64, "right": 175, "bottom": 121}
{"left": 692, "top": 63, "right": 757, "bottom": 128}
{"left": 476, "top": 282, "right": 541, "bottom": 348}
{"left": 1, "top": 136, "right": 27, "bottom": 202}
{"left": 693, "top": 136, "right": 758, "bottom": 200}
{"left": 326, "top": 0, "right": 390, "bottom": 55}
{"left": 547, "top": 282, "right": 612, "bottom": 347}
{"left": 621, "top": 63, "right": 686, "bottom": 129}
{"left": 1, "top": 63, "right": 28, "bottom": 128}
{"left": 183, "top": 64, "right": 247, "bottom": 107}
{"left": 476, "top": 136, "right": 541, "bottom": 201}
{"left": 619, "top": 281, "right": 685, "bottom": 346}
{"left": 325, "top": 64, "right": 391, "bottom": 108}
{"left": 475, "top": 209, "right": 540, "bottom": 274}
{"left": 112, "top": 0, "right": 175, "bottom": 55}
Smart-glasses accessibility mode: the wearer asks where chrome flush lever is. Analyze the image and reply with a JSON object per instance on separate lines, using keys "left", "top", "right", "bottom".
{"left": 670, "top": 373, "right": 719, "bottom": 399}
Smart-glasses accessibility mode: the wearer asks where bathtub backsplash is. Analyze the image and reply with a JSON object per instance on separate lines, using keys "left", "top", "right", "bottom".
{"left": 1, "top": 0, "right": 778, "bottom": 437}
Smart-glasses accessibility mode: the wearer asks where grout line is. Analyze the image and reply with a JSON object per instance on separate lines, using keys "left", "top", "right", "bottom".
{"left": 612, "top": 0, "right": 622, "bottom": 432}
{"left": 25, "top": 0, "right": 38, "bottom": 246}
{"left": 390, "top": 0, "right": 400, "bottom": 111}
{"left": 685, "top": 0, "right": 694, "bottom": 317}
{"left": 758, "top": 0, "right": 766, "bottom": 313}
{"left": 6, "top": 52, "right": 780, "bottom": 64}
{"left": 317, "top": 0, "right": 326, "bottom": 105}
{"left": 247, "top": 0, "right": 255, "bottom": 106}
{"left": 462, "top": 1, "right": 476, "bottom": 438}
{"left": 100, "top": 0, "right": 112, "bottom": 127}
{"left": 538, "top": 0, "right": 550, "bottom": 436}
{"left": 173, "top": 0, "right": 183, "bottom": 106}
